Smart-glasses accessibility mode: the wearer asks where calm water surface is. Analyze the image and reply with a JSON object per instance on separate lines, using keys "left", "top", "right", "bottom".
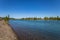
{"left": 9, "top": 20, "right": 60, "bottom": 40}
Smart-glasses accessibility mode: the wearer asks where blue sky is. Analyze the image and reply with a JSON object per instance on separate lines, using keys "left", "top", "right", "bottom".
{"left": 0, "top": 0, "right": 60, "bottom": 18}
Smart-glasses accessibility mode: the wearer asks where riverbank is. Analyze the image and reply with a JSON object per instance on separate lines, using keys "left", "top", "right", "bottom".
{"left": 0, "top": 20, "right": 18, "bottom": 40}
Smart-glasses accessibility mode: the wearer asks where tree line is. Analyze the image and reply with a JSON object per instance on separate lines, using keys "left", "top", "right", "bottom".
{"left": 20, "top": 16, "right": 60, "bottom": 20}
{"left": 0, "top": 15, "right": 60, "bottom": 21}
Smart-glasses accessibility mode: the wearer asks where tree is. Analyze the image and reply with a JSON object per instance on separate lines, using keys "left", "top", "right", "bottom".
{"left": 4, "top": 15, "right": 10, "bottom": 21}
{"left": 44, "top": 17, "right": 48, "bottom": 20}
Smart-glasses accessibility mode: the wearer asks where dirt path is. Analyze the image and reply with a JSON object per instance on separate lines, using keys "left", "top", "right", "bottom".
{"left": 0, "top": 20, "right": 18, "bottom": 40}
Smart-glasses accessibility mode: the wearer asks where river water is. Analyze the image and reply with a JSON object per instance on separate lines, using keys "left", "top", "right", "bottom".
{"left": 9, "top": 20, "right": 60, "bottom": 40}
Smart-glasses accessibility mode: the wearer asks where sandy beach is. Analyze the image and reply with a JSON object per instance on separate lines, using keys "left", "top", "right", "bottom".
{"left": 0, "top": 20, "right": 18, "bottom": 40}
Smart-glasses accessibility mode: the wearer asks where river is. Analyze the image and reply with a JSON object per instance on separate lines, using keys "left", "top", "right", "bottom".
{"left": 9, "top": 20, "right": 60, "bottom": 40}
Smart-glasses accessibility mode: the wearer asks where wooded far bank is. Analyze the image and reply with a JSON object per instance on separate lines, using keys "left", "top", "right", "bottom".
{"left": 0, "top": 15, "right": 60, "bottom": 20}
{"left": 20, "top": 16, "right": 60, "bottom": 20}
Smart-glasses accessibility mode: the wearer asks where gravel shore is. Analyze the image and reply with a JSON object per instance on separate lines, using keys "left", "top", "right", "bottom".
{"left": 0, "top": 20, "right": 18, "bottom": 40}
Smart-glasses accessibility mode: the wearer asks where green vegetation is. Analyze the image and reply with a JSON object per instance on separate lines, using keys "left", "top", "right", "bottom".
{"left": 43, "top": 16, "right": 60, "bottom": 20}
{"left": 20, "top": 16, "right": 60, "bottom": 20}
{"left": 4, "top": 15, "right": 10, "bottom": 21}
{"left": 2, "top": 15, "right": 16, "bottom": 21}
{"left": 21, "top": 17, "right": 42, "bottom": 20}
{"left": 0, "top": 15, "right": 60, "bottom": 21}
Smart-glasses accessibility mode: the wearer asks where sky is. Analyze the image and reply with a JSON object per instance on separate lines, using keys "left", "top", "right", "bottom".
{"left": 0, "top": 0, "right": 60, "bottom": 18}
